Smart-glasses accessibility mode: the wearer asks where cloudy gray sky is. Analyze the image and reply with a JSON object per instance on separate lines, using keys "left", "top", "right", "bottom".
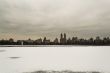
{"left": 0, "top": 0, "right": 110, "bottom": 40}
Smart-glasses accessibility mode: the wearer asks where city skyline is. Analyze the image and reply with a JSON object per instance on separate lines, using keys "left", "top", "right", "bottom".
{"left": 0, "top": 0, "right": 110, "bottom": 40}
{"left": 0, "top": 33, "right": 110, "bottom": 45}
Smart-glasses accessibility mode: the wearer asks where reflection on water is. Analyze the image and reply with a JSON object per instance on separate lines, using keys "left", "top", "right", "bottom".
{"left": 0, "top": 47, "right": 110, "bottom": 73}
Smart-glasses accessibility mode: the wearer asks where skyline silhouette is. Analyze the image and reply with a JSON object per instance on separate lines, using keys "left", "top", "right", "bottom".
{"left": 0, "top": 33, "right": 110, "bottom": 46}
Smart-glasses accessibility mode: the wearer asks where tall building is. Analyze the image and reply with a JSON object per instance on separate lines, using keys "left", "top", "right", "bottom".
{"left": 60, "top": 33, "right": 63, "bottom": 44}
{"left": 60, "top": 33, "right": 67, "bottom": 44}
{"left": 43, "top": 37, "right": 46, "bottom": 43}
{"left": 43, "top": 37, "right": 50, "bottom": 44}
{"left": 64, "top": 33, "right": 66, "bottom": 39}
{"left": 60, "top": 33, "right": 63, "bottom": 39}
{"left": 64, "top": 33, "right": 66, "bottom": 43}
{"left": 54, "top": 38, "right": 59, "bottom": 44}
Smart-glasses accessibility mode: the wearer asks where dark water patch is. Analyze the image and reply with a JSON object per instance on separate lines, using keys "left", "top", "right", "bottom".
{"left": 9, "top": 57, "right": 20, "bottom": 59}
{"left": 0, "top": 50, "right": 6, "bottom": 52}
{"left": 23, "top": 70, "right": 102, "bottom": 73}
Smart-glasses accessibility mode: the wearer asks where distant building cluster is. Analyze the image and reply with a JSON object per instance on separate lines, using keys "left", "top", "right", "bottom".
{"left": 0, "top": 33, "right": 110, "bottom": 45}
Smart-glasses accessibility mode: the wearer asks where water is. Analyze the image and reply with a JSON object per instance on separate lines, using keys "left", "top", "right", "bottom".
{"left": 0, "top": 46, "right": 110, "bottom": 73}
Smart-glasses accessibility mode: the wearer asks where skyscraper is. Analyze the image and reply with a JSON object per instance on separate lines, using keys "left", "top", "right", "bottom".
{"left": 60, "top": 33, "right": 67, "bottom": 44}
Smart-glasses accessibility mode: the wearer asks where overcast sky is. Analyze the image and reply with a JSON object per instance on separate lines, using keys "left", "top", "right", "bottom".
{"left": 0, "top": 0, "right": 110, "bottom": 40}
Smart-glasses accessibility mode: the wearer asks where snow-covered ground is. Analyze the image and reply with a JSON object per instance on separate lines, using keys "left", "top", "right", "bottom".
{"left": 0, "top": 46, "right": 110, "bottom": 73}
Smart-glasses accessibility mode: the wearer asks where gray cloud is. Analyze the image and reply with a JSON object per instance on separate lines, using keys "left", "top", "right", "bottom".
{"left": 0, "top": 0, "right": 110, "bottom": 40}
